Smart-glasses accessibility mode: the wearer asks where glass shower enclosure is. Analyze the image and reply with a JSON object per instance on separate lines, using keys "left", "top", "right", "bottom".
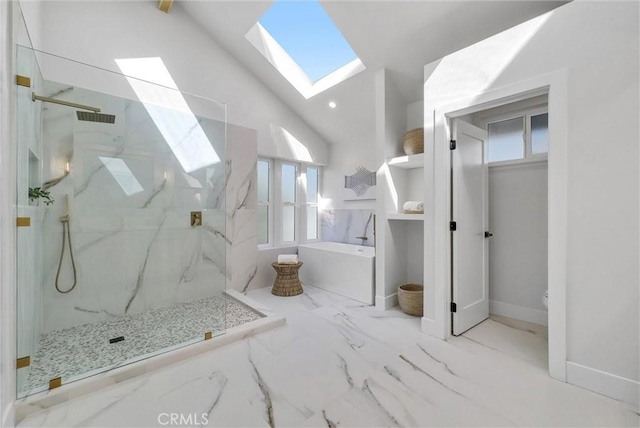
{"left": 15, "top": 45, "right": 228, "bottom": 398}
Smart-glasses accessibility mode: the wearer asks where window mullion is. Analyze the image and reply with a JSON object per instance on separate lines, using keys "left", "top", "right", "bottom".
{"left": 274, "top": 159, "right": 283, "bottom": 246}
{"left": 299, "top": 165, "right": 307, "bottom": 243}
{"left": 525, "top": 113, "right": 532, "bottom": 157}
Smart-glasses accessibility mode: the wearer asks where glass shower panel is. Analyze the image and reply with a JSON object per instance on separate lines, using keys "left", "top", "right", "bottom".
{"left": 15, "top": 44, "right": 45, "bottom": 399}
{"left": 15, "top": 46, "right": 227, "bottom": 397}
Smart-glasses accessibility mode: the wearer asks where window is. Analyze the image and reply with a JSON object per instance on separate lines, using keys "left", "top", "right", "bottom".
{"left": 257, "top": 159, "right": 271, "bottom": 245}
{"left": 257, "top": 159, "right": 321, "bottom": 246}
{"left": 487, "top": 109, "right": 548, "bottom": 163}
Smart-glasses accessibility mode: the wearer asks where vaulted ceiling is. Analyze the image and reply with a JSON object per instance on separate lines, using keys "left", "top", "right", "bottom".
{"left": 179, "top": 1, "right": 569, "bottom": 148}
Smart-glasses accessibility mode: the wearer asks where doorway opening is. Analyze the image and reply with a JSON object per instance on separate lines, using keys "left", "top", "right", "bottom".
{"left": 450, "top": 95, "right": 550, "bottom": 368}
{"left": 429, "top": 70, "right": 568, "bottom": 381}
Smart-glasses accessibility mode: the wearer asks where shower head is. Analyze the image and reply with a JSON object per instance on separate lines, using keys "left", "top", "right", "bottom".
{"left": 32, "top": 92, "right": 116, "bottom": 124}
{"left": 76, "top": 111, "right": 116, "bottom": 124}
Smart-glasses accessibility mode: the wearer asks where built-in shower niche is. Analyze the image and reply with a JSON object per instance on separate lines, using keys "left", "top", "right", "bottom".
{"left": 15, "top": 45, "right": 238, "bottom": 398}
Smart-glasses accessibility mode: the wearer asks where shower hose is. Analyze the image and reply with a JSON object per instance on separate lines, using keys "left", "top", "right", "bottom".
{"left": 55, "top": 216, "right": 78, "bottom": 293}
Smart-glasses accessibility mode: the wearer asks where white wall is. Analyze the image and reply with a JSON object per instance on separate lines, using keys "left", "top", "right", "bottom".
{"left": 18, "top": 0, "right": 329, "bottom": 166}
{"left": 423, "top": 0, "right": 639, "bottom": 403}
{"left": 407, "top": 101, "right": 423, "bottom": 130}
{"left": 489, "top": 162, "right": 548, "bottom": 325}
{"left": 0, "top": 0, "right": 16, "bottom": 425}
{"left": 375, "top": 69, "right": 412, "bottom": 308}
{"left": 322, "top": 142, "right": 377, "bottom": 210}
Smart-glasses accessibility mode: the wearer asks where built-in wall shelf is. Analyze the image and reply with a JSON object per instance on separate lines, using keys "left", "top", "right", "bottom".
{"left": 387, "top": 213, "right": 424, "bottom": 221}
{"left": 387, "top": 154, "right": 423, "bottom": 169}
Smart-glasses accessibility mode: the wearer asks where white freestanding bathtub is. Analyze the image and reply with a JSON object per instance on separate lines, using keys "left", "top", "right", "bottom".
{"left": 298, "top": 242, "right": 375, "bottom": 304}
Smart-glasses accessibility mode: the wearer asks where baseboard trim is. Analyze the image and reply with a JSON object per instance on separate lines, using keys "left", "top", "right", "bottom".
{"left": 566, "top": 361, "right": 640, "bottom": 406}
{"left": 375, "top": 293, "right": 398, "bottom": 310}
{"left": 489, "top": 300, "right": 548, "bottom": 326}
{"left": 421, "top": 317, "right": 442, "bottom": 338}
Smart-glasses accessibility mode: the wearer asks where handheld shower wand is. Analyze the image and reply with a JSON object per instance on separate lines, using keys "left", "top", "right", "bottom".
{"left": 55, "top": 194, "right": 78, "bottom": 293}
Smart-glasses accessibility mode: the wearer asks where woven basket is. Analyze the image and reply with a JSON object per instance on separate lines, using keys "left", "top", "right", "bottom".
{"left": 398, "top": 283, "right": 423, "bottom": 316}
{"left": 402, "top": 128, "right": 424, "bottom": 155}
{"left": 271, "top": 262, "right": 303, "bottom": 297}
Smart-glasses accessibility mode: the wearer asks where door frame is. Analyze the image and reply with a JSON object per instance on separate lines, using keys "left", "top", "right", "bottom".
{"left": 425, "top": 70, "right": 568, "bottom": 381}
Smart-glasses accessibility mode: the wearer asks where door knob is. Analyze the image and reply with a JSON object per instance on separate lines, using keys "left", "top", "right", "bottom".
{"left": 484, "top": 231, "right": 493, "bottom": 238}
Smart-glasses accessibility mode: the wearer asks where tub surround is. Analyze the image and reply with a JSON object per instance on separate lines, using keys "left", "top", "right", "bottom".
{"left": 298, "top": 242, "right": 375, "bottom": 304}
{"left": 320, "top": 209, "right": 375, "bottom": 247}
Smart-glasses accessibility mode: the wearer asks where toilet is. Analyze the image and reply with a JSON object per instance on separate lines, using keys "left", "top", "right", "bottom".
{"left": 542, "top": 290, "right": 549, "bottom": 309}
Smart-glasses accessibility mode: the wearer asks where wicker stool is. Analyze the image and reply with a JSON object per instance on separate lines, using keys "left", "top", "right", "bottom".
{"left": 271, "top": 262, "right": 303, "bottom": 297}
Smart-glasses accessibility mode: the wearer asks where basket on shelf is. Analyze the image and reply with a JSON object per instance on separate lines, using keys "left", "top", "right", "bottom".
{"left": 398, "top": 283, "right": 423, "bottom": 316}
{"left": 402, "top": 128, "right": 424, "bottom": 155}
{"left": 403, "top": 210, "right": 424, "bottom": 214}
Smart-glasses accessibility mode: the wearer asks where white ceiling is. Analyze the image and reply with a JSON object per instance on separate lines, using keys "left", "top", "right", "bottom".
{"left": 179, "top": 0, "right": 568, "bottom": 147}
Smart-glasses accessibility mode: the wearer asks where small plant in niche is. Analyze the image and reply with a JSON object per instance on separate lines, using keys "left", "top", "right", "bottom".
{"left": 28, "top": 187, "right": 54, "bottom": 206}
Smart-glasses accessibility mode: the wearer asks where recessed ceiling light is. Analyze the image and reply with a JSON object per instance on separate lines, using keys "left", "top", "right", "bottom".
{"left": 328, "top": 101, "right": 337, "bottom": 109}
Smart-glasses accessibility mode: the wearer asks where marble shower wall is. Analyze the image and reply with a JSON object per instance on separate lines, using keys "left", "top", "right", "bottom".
{"left": 39, "top": 83, "right": 230, "bottom": 333}
{"left": 225, "top": 124, "right": 258, "bottom": 294}
{"left": 320, "top": 209, "right": 375, "bottom": 247}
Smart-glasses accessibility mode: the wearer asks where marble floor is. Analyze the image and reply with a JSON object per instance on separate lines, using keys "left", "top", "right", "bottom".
{"left": 21, "top": 295, "right": 263, "bottom": 396}
{"left": 17, "top": 285, "right": 639, "bottom": 427}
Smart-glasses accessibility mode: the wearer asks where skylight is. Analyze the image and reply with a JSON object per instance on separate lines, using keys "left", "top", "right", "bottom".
{"left": 259, "top": 1, "right": 357, "bottom": 82}
{"left": 246, "top": 0, "right": 365, "bottom": 99}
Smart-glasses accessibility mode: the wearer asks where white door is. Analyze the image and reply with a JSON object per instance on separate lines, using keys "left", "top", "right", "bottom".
{"left": 451, "top": 119, "right": 489, "bottom": 335}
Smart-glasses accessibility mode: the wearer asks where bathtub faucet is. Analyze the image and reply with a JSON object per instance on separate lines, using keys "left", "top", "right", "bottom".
{"left": 356, "top": 236, "right": 368, "bottom": 245}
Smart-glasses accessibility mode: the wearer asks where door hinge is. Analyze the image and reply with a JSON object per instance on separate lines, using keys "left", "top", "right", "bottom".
{"left": 450, "top": 139, "right": 457, "bottom": 150}
{"left": 449, "top": 221, "right": 456, "bottom": 231}
{"left": 450, "top": 302, "right": 457, "bottom": 313}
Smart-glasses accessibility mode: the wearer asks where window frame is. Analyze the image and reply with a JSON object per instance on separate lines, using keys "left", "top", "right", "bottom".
{"left": 277, "top": 160, "right": 299, "bottom": 245}
{"left": 485, "top": 106, "right": 549, "bottom": 167}
{"left": 257, "top": 158, "right": 273, "bottom": 247}
{"left": 258, "top": 158, "right": 321, "bottom": 248}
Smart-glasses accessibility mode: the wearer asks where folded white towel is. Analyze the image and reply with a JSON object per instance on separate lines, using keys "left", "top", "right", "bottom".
{"left": 403, "top": 201, "right": 424, "bottom": 212}
{"left": 277, "top": 254, "right": 299, "bottom": 264}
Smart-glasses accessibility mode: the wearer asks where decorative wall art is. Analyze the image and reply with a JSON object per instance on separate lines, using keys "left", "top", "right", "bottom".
{"left": 343, "top": 166, "right": 376, "bottom": 200}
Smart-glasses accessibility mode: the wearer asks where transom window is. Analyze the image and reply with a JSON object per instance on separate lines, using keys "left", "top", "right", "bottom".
{"left": 257, "top": 158, "right": 321, "bottom": 246}
{"left": 487, "top": 108, "right": 548, "bottom": 163}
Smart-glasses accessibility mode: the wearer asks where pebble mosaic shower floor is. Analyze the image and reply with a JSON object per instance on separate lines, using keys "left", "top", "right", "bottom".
{"left": 22, "top": 295, "right": 263, "bottom": 394}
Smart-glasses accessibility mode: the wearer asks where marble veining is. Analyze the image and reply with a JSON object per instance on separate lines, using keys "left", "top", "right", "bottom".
{"left": 16, "top": 285, "right": 639, "bottom": 428}
{"left": 37, "top": 87, "right": 229, "bottom": 333}
{"left": 21, "top": 295, "right": 262, "bottom": 395}
{"left": 320, "top": 208, "right": 375, "bottom": 247}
